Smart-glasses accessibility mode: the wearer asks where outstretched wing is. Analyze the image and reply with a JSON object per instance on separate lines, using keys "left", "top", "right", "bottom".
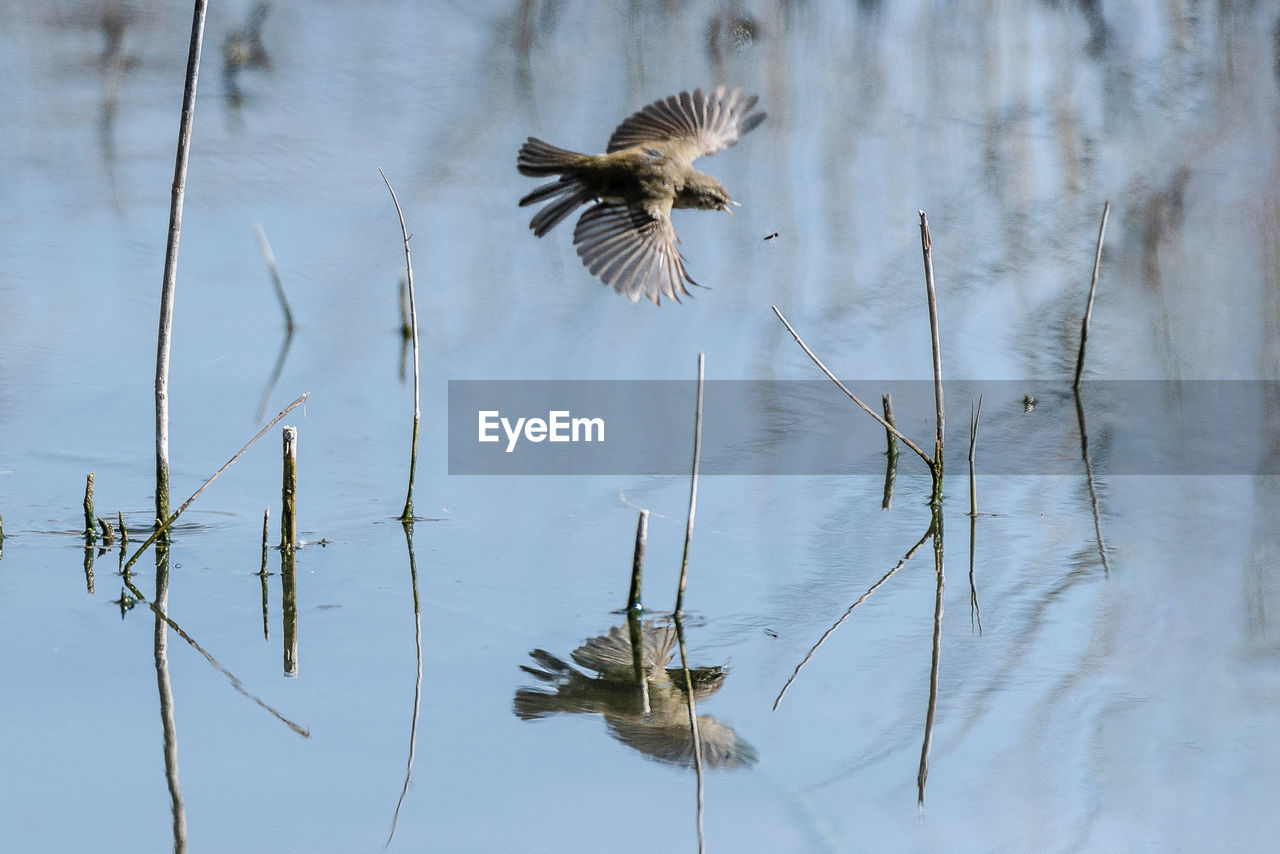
{"left": 606, "top": 86, "right": 765, "bottom": 161}
{"left": 573, "top": 201, "right": 697, "bottom": 305}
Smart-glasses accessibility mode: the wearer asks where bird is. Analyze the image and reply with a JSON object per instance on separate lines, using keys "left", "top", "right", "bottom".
{"left": 517, "top": 86, "right": 765, "bottom": 305}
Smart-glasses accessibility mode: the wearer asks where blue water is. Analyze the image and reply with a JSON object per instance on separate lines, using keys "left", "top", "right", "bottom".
{"left": 2, "top": 1, "right": 1278, "bottom": 851}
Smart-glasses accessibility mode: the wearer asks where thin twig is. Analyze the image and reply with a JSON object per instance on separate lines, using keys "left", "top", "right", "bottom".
{"left": 1074, "top": 201, "right": 1111, "bottom": 391}
{"left": 967, "top": 395, "right": 983, "bottom": 517}
{"left": 379, "top": 169, "right": 421, "bottom": 522}
{"left": 674, "top": 353, "right": 705, "bottom": 616}
{"left": 155, "top": 0, "right": 210, "bottom": 533}
{"left": 773, "top": 521, "right": 935, "bottom": 711}
{"left": 771, "top": 306, "right": 934, "bottom": 470}
{"left": 919, "top": 211, "right": 944, "bottom": 492}
{"left": 123, "top": 393, "right": 309, "bottom": 572}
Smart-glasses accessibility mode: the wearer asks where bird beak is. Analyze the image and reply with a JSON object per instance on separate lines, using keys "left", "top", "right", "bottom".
{"left": 723, "top": 200, "right": 740, "bottom": 215}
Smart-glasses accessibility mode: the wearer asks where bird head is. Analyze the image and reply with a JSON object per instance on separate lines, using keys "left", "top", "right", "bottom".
{"left": 676, "top": 173, "right": 736, "bottom": 212}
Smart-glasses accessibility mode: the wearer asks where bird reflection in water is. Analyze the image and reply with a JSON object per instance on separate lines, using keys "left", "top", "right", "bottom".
{"left": 514, "top": 621, "right": 756, "bottom": 769}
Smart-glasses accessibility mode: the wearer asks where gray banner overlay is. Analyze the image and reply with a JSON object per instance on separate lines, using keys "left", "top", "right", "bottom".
{"left": 447, "top": 381, "right": 1280, "bottom": 475}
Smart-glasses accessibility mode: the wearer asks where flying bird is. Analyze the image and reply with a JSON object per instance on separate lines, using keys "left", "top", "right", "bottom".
{"left": 517, "top": 86, "right": 765, "bottom": 304}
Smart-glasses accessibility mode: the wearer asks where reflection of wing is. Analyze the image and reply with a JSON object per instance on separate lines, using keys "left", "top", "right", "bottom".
{"left": 606, "top": 86, "right": 765, "bottom": 160}
{"left": 605, "top": 711, "right": 758, "bottom": 770}
{"left": 570, "top": 622, "right": 675, "bottom": 678}
{"left": 573, "top": 202, "right": 695, "bottom": 304}
{"left": 515, "top": 623, "right": 754, "bottom": 769}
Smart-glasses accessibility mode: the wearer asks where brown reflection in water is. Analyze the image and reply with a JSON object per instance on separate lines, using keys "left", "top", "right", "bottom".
{"left": 515, "top": 619, "right": 756, "bottom": 770}
{"left": 281, "top": 545, "right": 297, "bottom": 677}
{"left": 222, "top": 0, "right": 272, "bottom": 107}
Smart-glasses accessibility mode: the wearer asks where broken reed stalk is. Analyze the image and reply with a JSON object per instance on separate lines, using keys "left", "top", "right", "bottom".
{"left": 379, "top": 169, "right": 421, "bottom": 522}
{"left": 280, "top": 426, "right": 298, "bottom": 551}
{"left": 98, "top": 516, "right": 116, "bottom": 546}
{"left": 83, "top": 473, "right": 97, "bottom": 543}
{"left": 155, "top": 0, "right": 210, "bottom": 534}
{"left": 919, "top": 211, "right": 944, "bottom": 495}
{"left": 259, "top": 507, "right": 270, "bottom": 575}
{"left": 882, "top": 393, "right": 898, "bottom": 462}
{"left": 772, "top": 306, "right": 934, "bottom": 468}
{"left": 122, "top": 393, "right": 309, "bottom": 574}
{"left": 882, "top": 393, "right": 898, "bottom": 510}
{"left": 674, "top": 352, "right": 705, "bottom": 616}
{"left": 1074, "top": 201, "right": 1111, "bottom": 391}
{"left": 253, "top": 223, "right": 295, "bottom": 333}
{"left": 626, "top": 509, "right": 649, "bottom": 612}
{"left": 258, "top": 509, "right": 271, "bottom": 641}
{"left": 968, "top": 396, "right": 983, "bottom": 517}
{"left": 118, "top": 511, "right": 128, "bottom": 548}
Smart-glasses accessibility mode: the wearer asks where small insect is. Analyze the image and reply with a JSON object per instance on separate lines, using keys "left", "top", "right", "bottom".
{"left": 764, "top": 232, "right": 779, "bottom": 240}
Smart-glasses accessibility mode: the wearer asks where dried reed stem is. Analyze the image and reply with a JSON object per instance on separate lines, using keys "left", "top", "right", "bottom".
{"left": 280, "top": 426, "right": 297, "bottom": 551}
{"left": 1074, "top": 201, "right": 1111, "bottom": 391}
{"left": 379, "top": 169, "right": 421, "bottom": 522}
{"left": 674, "top": 353, "right": 705, "bottom": 616}
{"left": 627, "top": 509, "right": 649, "bottom": 612}
{"left": 919, "top": 211, "right": 944, "bottom": 494}
{"left": 155, "top": 0, "right": 210, "bottom": 534}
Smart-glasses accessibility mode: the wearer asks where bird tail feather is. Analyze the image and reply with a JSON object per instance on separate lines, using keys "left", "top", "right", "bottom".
{"left": 517, "top": 137, "right": 587, "bottom": 177}
{"left": 527, "top": 188, "right": 593, "bottom": 237}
